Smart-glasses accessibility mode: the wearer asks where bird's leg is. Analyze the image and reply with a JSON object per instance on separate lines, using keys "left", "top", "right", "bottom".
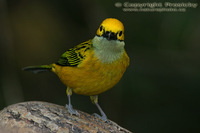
{"left": 90, "top": 95, "right": 108, "bottom": 122}
{"left": 66, "top": 87, "right": 79, "bottom": 116}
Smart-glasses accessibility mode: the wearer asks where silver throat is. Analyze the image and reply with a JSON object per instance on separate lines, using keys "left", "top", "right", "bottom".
{"left": 92, "top": 36, "right": 125, "bottom": 63}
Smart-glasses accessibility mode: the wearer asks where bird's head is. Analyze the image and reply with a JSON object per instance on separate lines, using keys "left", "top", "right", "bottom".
{"left": 96, "top": 18, "right": 124, "bottom": 41}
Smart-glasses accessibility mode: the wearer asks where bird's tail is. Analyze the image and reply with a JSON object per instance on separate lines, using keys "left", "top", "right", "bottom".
{"left": 22, "top": 64, "right": 53, "bottom": 74}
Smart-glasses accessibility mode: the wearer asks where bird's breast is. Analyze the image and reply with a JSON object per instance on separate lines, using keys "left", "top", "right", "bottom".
{"left": 54, "top": 51, "right": 129, "bottom": 96}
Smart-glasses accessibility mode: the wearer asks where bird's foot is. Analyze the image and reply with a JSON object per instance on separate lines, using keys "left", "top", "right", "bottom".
{"left": 93, "top": 113, "right": 108, "bottom": 122}
{"left": 66, "top": 104, "right": 79, "bottom": 116}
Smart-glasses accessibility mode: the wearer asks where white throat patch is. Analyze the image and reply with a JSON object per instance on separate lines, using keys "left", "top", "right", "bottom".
{"left": 92, "top": 36, "right": 125, "bottom": 63}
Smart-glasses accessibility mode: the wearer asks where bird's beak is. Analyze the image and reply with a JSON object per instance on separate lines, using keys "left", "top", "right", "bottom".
{"left": 102, "top": 31, "right": 117, "bottom": 40}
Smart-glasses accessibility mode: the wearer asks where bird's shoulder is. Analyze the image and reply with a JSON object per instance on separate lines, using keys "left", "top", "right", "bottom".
{"left": 56, "top": 39, "right": 93, "bottom": 67}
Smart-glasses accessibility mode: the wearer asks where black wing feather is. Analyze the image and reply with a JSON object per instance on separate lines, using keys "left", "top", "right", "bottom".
{"left": 56, "top": 40, "right": 92, "bottom": 67}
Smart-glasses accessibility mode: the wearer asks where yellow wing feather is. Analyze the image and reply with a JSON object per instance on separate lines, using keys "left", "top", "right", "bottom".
{"left": 56, "top": 40, "right": 92, "bottom": 66}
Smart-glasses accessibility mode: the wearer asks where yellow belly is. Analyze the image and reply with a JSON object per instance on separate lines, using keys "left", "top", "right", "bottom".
{"left": 52, "top": 51, "right": 129, "bottom": 96}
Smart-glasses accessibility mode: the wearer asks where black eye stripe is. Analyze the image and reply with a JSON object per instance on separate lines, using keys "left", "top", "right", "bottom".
{"left": 100, "top": 26, "right": 103, "bottom": 31}
{"left": 119, "top": 31, "right": 123, "bottom": 36}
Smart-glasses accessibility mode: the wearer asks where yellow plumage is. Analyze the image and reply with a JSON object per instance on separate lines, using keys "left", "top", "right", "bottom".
{"left": 52, "top": 47, "right": 129, "bottom": 96}
{"left": 23, "top": 18, "right": 129, "bottom": 121}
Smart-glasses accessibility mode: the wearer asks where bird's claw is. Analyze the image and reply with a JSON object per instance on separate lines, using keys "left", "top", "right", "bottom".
{"left": 93, "top": 113, "right": 108, "bottom": 122}
{"left": 66, "top": 104, "right": 79, "bottom": 116}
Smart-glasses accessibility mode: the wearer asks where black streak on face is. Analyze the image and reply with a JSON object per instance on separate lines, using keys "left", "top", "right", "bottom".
{"left": 102, "top": 31, "right": 117, "bottom": 41}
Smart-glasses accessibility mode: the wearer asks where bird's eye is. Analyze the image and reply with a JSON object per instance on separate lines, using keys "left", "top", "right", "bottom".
{"left": 119, "top": 31, "right": 123, "bottom": 37}
{"left": 100, "top": 26, "right": 103, "bottom": 32}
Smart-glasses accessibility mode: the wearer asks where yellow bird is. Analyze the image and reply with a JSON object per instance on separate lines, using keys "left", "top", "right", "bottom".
{"left": 23, "top": 18, "right": 129, "bottom": 121}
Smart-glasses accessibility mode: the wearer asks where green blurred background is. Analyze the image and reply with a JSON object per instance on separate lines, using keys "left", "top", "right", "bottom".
{"left": 0, "top": 0, "right": 200, "bottom": 132}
